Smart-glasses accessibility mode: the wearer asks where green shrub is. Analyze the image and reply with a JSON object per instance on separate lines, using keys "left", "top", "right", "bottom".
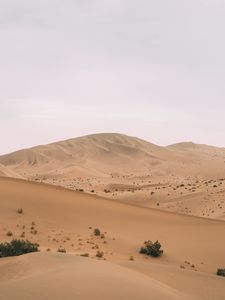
{"left": 217, "top": 269, "right": 225, "bottom": 277}
{"left": 139, "top": 240, "right": 163, "bottom": 257}
{"left": 0, "top": 239, "right": 39, "bottom": 257}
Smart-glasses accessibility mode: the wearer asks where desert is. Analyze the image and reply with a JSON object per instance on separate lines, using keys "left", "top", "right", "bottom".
{"left": 0, "top": 175, "right": 225, "bottom": 299}
{"left": 1, "top": 0, "right": 225, "bottom": 299}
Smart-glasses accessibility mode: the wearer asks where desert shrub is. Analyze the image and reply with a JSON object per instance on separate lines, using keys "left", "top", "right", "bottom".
{"left": 139, "top": 240, "right": 163, "bottom": 257}
{"left": 6, "top": 231, "right": 13, "bottom": 237}
{"left": 94, "top": 228, "right": 101, "bottom": 236}
{"left": 96, "top": 251, "right": 104, "bottom": 258}
{"left": 57, "top": 247, "right": 66, "bottom": 253}
{"left": 217, "top": 269, "right": 225, "bottom": 277}
{"left": 17, "top": 208, "right": 23, "bottom": 214}
{"left": 80, "top": 253, "right": 89, "bottom": 257}
{"left": 0, "top": 239, "right": 39, "bottom": 257}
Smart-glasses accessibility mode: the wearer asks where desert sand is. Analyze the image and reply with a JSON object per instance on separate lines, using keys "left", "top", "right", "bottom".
{"left": 1, "top": 133, "right": 225, "bottom": 220}
{"left": 0, "top": 177, "right": 225, "bottom": 299}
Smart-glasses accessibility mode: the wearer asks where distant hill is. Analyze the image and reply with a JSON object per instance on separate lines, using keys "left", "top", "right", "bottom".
{"left": 0, "top": 133, "right": 225, "bottom": 179}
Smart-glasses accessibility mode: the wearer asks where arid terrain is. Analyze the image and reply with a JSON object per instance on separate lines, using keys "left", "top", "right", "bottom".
{"left": 1, "top": 133, "right": 225, "bottom": 220}
{"left": 1, "top": 133, "right": 225, "bottom": 299}
{"left": 0, "top": 177, "right": 225, "bottom": 299}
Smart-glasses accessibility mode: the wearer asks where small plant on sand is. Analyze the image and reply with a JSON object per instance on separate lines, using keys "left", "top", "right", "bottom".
{"left": 94, "top": 228, "right": 101, "bottom": 236}
{"left": 6, "top": 231, "right": 13, "bottom": 237}
{"left": 57, "top": 247, "right": 66, "bottom": 253}
{"left": 20, "top": 232, "right": 25, "bottom": 238}
{"left": 217, "top": 269, "right": 225, "bottom": 277}
{"left": 0, "top": 239, "right": 39, "bottom": 257}
{"left": 96, "top": 251, "right": 104, "bottom": 258}
{"left": 80, "top": 253, "right": 89, "bottom": 257}
{"left": 17, "top": 208, "right": 23, "bottom": 214}
{"left": 139, "top": 240, "right": 163, "bottom": 257}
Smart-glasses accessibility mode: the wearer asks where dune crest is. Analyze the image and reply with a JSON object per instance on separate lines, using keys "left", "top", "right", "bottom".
{"left": 1, "top": 133, "right": 225, "bottom": 220}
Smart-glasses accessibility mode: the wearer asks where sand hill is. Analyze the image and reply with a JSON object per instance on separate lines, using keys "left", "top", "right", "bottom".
{"left": 0, "top": 177, "right": 225, "bottom": 299}
{"left": 1, "top": 133, "right": 225, "bottom": 220}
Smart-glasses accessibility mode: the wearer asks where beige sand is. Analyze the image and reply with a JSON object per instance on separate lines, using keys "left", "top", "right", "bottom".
{"left": 1, "top": 133, "right": 225, "bottom": 220}
{"left": 0, "top": 177, "right": 225, "bottom": 299}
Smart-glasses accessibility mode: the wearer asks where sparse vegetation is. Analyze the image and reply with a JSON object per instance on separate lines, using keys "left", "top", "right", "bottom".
{"left": 0, "top": 239, "right": 39, "bottom": 257}
{"left": 217, "top": 269, "right": 225, "bottom": 277}
{"left": 80, "top": 253, "right": 89, "bottom": 257}
{"left": 104, "top": 189, "right": 110, "bottom": 193}
{"left": 94, "top": 228, "right": 101, "bottom": 236}
{"left": 17, "top": 208, "right": 23, "bottom": 214}
{"left": 139, "top": 240, "right": 163, "bottom": 257}
{"left": 96, "top": 250, "right": 104, "bottom": 258}
{"left": 6, "top": 231, "right": 13, "bottom": 237}
{"left": 57, "top": 247, "right": 66, "bottom": 253}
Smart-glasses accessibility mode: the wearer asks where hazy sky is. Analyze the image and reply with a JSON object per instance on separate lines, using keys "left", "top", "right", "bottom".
{"left": 1, "top": 0, "right": 225, "bottom": 154}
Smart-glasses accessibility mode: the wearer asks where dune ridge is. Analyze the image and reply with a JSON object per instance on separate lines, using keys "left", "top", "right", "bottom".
{"left": 1, "top": 133, "right": 225, "bottom": 220}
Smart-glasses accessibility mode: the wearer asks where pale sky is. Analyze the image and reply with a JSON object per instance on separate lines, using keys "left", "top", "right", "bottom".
{"left": 1, "top": 0, "right": 225, "bottom": 154}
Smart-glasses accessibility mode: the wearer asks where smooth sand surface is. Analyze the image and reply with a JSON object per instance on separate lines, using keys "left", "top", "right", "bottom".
{"left": 0, "top": 177, "right": 225, "bottom": 299}
{"left": 0, "top": 252, "right": 190, "bottom": 300}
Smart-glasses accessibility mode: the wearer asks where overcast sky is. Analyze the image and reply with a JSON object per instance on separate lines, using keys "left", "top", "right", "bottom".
{"left": 1, "top": 0, "right": 225, "bottom": 154}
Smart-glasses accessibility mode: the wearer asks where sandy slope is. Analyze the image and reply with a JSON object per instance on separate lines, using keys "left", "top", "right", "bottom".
{"left": 0, "top": 164, "right": 24, "bottom": 179}
{"left": 0, "top": 252, "right": 189, "bottom": 300}
{"left": 1, "top": 133, "right": 225, "bottom": 220}
{"left": 0, "top": 177, "right": 225, "bottom": 299}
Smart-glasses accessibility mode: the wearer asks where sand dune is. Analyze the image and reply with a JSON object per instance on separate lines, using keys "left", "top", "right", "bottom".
{"left": 0, "top": 177, "right": 225, "bottom": 299}
{"left": 0, "top": 252, "right": 189, "bottom": 300}
{"left": 1, "top": 133, "right": 225, "bottom": 220}
{"left": 0, "top": 164, "right": 23, "bottom": 179}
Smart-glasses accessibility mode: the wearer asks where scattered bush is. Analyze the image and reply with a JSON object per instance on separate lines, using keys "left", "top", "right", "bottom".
{"left": 139, "top": 240, "right": 163, "bottom": 257}
{"left": 0, "top": 239, "right": 39, "bottom": 257}
{"left": 6, "top": 231, "right": 13, "bottom": 237}
{"left": 80, "top": 253, "right": 89, "bottom": 257}
{"left": 94, "top": 228, "right": 101, "bottom": 236}
{"left": 217, "top": 269, "right": 225, "bottom": 277}
{"left": 17, "top": 208, "right": 23, "bottom": 214}
{"left": 96, "top": 251, "right": 104, "bottom": 258}
{"left": 57, "top": 247, "right": 66, "bottom": 253}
